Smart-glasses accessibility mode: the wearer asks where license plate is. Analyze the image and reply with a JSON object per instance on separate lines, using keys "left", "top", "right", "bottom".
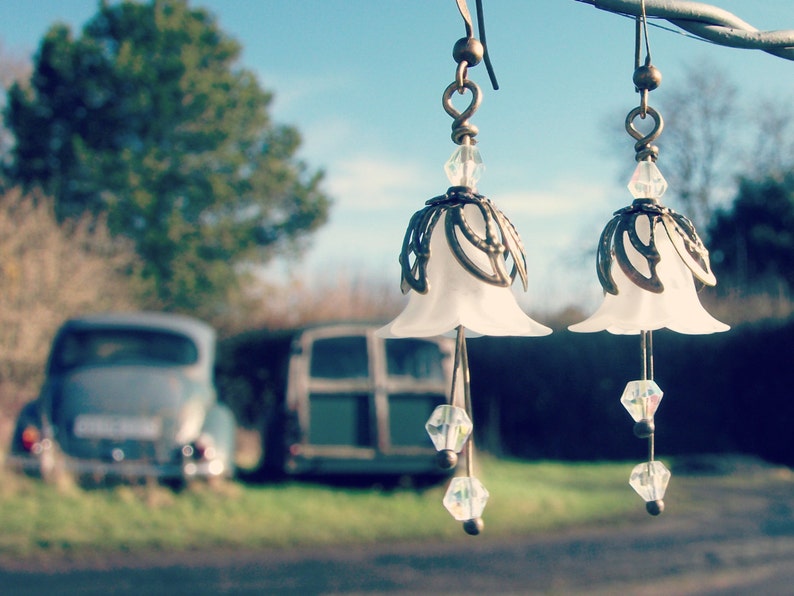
{"left": 73, "top": 415, "right": 162, "bottom": 440}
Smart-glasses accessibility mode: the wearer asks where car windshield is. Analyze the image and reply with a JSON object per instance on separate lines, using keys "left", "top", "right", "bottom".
{"left": 51, "top": 328, "right": 199, "bottom": 372}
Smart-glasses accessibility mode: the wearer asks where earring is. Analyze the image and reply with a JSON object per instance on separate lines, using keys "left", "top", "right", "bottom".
{"left": 378, "top": 0, "right": 550, "bottom": 535}
{"left": 569, "top": 4, "right": 728, "bottom": 515}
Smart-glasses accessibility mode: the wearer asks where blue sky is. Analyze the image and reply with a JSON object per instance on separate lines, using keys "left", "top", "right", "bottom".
{"left": 1, "top": 1, "right": 793, "bottom": 313}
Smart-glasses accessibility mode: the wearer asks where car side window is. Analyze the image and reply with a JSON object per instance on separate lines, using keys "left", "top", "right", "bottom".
{"left": 309, "top": 335, "right": 369, "bottom": 379}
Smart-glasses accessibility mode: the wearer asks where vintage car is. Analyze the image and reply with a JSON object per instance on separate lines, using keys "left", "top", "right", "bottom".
{"left": 219, "top": 323, "right": 455, "bottom": 484}
{"left": 7, "top": 312, "right": 236, "bottom": 484}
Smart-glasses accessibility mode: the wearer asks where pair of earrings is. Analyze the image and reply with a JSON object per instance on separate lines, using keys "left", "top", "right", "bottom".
{"left": 377, "top": 5, "right": 728, "bottom": 533}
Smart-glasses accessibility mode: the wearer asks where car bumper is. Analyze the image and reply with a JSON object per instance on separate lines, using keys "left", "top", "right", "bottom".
{"left": 6, "top": 451, "right": 229, "bottom": 480}
{"left": 284, "top": 445, "right": 449, "bottom": 477}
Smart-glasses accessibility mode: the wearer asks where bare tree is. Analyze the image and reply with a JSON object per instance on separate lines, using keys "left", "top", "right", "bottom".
{"left": 745, "top": 97, "right": 794, "bottom": 181}
{"left": 656, "top": 58, "right": 739, "bottom": 231}
{"left": 0, "top": 188, "right": 139, "bottom": 392}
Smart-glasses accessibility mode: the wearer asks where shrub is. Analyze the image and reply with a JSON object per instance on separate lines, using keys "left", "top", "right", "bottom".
{"left": 0, "top": 188, "right": 139, "bottom": 394}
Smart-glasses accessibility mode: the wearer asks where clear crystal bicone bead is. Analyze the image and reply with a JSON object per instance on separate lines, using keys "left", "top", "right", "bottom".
{"left": 444, "top": 144, "right": 484, "bottom": 189}
{"left": 425, "top": 405, "right": 473, "bottom": 453}
{"left": 443, "top": 476, "right": 490, "bottom": 521}
{"left": 628, "top": 160, "right": 667, "bottom": 199}
{"left": 620, "top": 379, "right": 664, "bottom": 423}
{"left": 629, "top": 461, "right": 671, "bottom": 502}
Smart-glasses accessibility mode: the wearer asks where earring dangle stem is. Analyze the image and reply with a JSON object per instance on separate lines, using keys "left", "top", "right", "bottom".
{"left": 640, "top": 330, "right": 654, "bottom": 382}
{"left": 460, "top": 329, "right": 475, "bottom": 479}
{"left": 450, "top": 325, "right": 464, "bottom": 410}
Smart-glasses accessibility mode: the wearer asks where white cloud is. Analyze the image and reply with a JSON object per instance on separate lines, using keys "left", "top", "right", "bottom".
{"left": 491, "top": 180, "right": 616, "bottom": 219}
{"left": 299, "top": 118, "right": 358, "bottom": 162}
{"left": 324, "top": 153, "right": 436, "bottom": 212}
{"left": 258, "top": 70, "right": 354, "bottom": 117}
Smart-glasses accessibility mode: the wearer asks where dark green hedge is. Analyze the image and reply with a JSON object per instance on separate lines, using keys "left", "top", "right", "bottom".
{"left": 467, "top": 319, "right": 794, "bottom": 466}
{"left": 216, "top": 319, "right": 794, "bottom": 467}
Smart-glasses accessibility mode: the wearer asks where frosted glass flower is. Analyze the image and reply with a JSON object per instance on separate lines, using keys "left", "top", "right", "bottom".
{"left": 378, "top": 200, "right": 551, "bottom": 339}
{"left": 570, "top": 208, "right": 728, "bottom": 335}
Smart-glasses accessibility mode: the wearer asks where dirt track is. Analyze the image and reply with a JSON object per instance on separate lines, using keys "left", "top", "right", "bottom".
{"left": 1, "top": 457, "right": 793, "bottom": 595}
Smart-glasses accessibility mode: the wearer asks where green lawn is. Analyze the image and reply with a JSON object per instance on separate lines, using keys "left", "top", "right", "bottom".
{"left": 0, "top": 458, "right": 642, "bottom": 559}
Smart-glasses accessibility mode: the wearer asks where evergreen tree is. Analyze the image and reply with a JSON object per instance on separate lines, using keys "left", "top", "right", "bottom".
{"left": 5, "top": 0, "right": 330, "bottom": 315}
{"left": 708, "top": 173, "right": 794, "bottom": 296}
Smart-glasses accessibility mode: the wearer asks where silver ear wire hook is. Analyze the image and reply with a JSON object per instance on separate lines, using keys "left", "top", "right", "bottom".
{"left": 455, "top": 0, "right": 474, "bottom": 38}
{"left": 454, "top": 0, "right": 499, "bottom": 90}
{"left": 475, "top": 0, "right": 499, "bottom": 90}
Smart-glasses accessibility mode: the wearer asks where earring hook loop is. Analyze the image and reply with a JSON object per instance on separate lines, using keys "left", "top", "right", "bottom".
{"left": 625, "top": 105, "right": 663, "bottom": 161}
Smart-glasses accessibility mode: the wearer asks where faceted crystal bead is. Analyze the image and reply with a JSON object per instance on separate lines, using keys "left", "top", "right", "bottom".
{"left": 443, "top": 476, "right": 489, "bottom": 521}
{"left": 620, "top": 379, "right": 664, "bottom": 423}
{"left": 629, "top": 461, "right": 671, "bottom": 502}
{"left": 445, "top": 144, "right": 484, "bottom": 188}
{"left": 628, "top": 160, "right": 667, "bottom": 199}
{"left": 425, "top": 405, "right": 473, "bottom": 453}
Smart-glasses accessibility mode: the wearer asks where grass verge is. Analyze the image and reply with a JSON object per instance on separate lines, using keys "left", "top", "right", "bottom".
{"left": 0, "top": 457, "right": 640, "bottom": 560}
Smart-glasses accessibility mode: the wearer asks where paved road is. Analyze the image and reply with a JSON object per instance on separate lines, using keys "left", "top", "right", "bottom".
{"left": 2, "top": 461, "right": 793, "bottom": 595}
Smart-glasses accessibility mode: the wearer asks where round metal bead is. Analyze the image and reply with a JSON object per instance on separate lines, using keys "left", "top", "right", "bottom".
{"left": 633, "top": 419, "right": 655, "bottom": 438}
{"left": 633, "top": 64, "right": 662, "bottom": 91}
{"left": 463, "top": 517, "right": 484, "bottom": 535}
{"left": 646, "top": 499, "right": 664, "bottom": 516}
{"left": 437, "top": 449, "right": 458, "bottom": 469}
{"left": 453, "top": 37, "right": 484, "bottom": 67}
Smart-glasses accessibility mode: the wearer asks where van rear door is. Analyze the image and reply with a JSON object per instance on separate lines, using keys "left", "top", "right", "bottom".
{"left": 381, "top": 337, "right": 450, "bottom": 455}
{"left": 284, "top": 325, "right": 453, "bottom": 476}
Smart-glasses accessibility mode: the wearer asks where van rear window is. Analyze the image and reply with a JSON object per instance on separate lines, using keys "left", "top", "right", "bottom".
{"left": 309, "top": 335, "right": 369, "bottom": 379}
{"left": 385, "top": 339, "right": 445, "bottom": 381}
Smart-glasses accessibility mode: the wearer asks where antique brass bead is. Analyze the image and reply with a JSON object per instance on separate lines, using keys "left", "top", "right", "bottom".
{"left": 646, "top": 500, "right": 665, "bottom": 516}
{"left": 633, "top": 63, "right": 662, "bottom": 91}
{"left": 633, "top": 419, "right": 655, "bottom": 439}
{"left": 453, "top": 37, "right": 483, "bottom": 67}
{"left": 437, "top": 449, "right": 458, "bottom": 470}
{"left": 463, "top": 517, "right": 484, "bottom": 535}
